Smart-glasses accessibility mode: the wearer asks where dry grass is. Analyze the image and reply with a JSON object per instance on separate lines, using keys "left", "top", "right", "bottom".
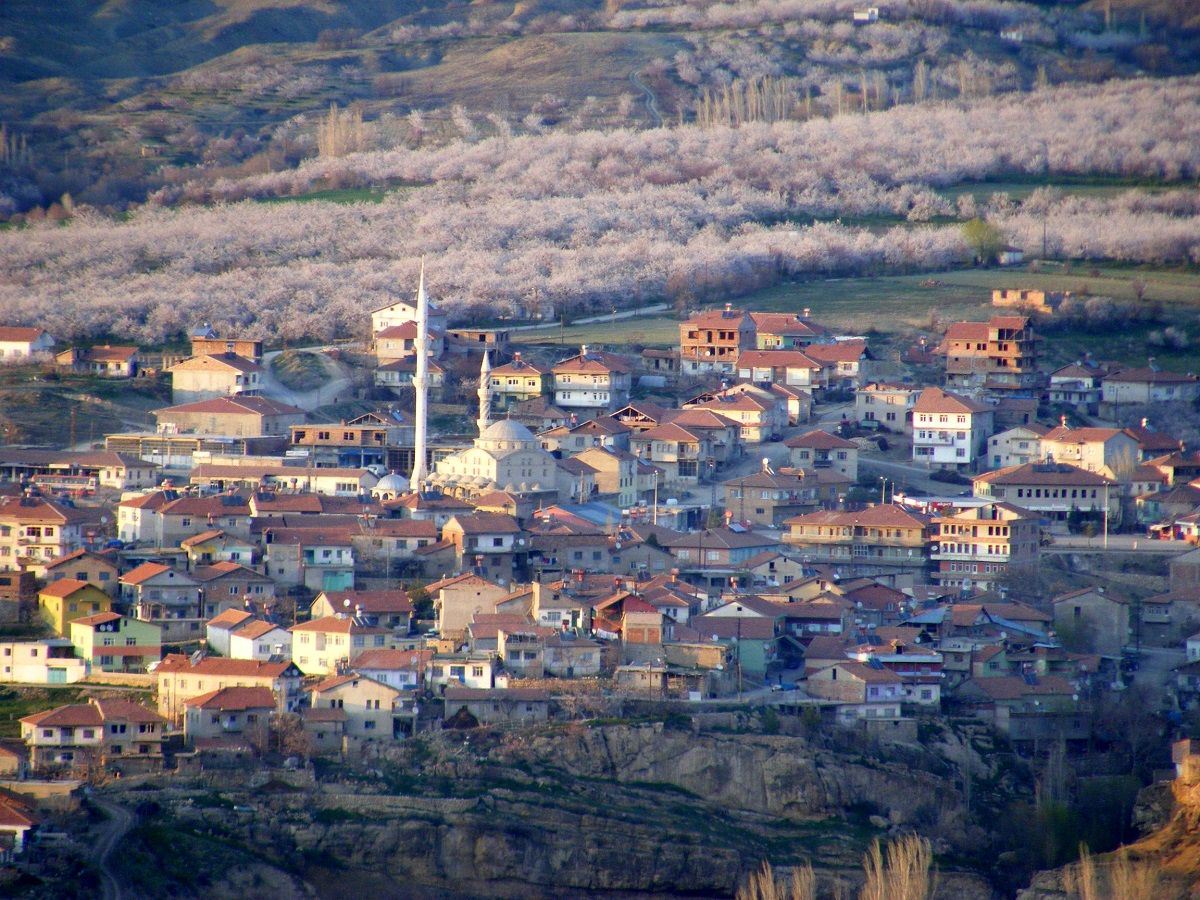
{"left": 1064, "top": 845, "right": 1161, "bottom": 899}
{"left": 859, "top": 834, "right": 935, "bottom": 900}
{"left": 737, "top": 861, "right": 817, "bottom": 900}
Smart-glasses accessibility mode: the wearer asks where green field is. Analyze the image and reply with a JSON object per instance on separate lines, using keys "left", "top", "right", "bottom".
{"left": 515, "top": 263, "right": 1200, "bottom": 368}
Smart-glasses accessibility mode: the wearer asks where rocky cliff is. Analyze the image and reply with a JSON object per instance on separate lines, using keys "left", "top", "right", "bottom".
{"left": 104, "top": 720, "right": 1014, "bottom": 899}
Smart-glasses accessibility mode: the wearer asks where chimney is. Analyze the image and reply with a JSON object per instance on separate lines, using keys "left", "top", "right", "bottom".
{"left": 1149, "top": 356, "right": 1160, "bottom": 372}
{"left": 724, "top": 303, "right": 733, "bottom": 313}
{"left": 803, "top": 307, "right": 811, "bottom": 318}
{"left": 1142, "top": 417, "right": 1149, "bottom": 429}
{"left": 580, "top": 344, "right": 589, "bottom": 357}
{"left": 1060, "top": 415, "right": 1067, "bottom": 427}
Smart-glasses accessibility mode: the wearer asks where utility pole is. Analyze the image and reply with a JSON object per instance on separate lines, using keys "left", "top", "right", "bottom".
{"left": 1103, "top": 483, "right": 1110, "bottom": 550}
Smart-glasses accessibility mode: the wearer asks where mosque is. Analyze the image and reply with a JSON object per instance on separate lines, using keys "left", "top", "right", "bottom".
{"left": 426, "top": 351, "right": 558, "bottom": 497}
{"left": 392, "top": 268, "right": 556, "bottom": 500}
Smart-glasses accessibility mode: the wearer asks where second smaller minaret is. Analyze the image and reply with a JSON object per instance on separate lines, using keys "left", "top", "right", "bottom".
{"left": 476, "top": 350, "right": 492, "bottom": 437}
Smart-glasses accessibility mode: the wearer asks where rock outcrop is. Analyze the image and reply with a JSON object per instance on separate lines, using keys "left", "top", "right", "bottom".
{"left": 106, "top": 722, "right": 1010, "bottom": 899}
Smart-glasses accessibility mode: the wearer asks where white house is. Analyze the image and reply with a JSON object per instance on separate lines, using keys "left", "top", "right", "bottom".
{"left": 855, "top": 382, "right": 919, "bottom": 433}
{"left": 228, "top": 620, "right": 292, "bottom": 661}
{"left": 987, "top": 424, "right": 1049, "bottom": 469}
{"left": 552, "top": 347, "right": 633, "bottom": 417}
{"left": 0, "top": 327, "right": 55, "bottom": 361}
{"left": 912, "top": 387, "right": 994, "bottom": 471}
{"left": 352, "top": 647, "right": 431, "bottom": 691}
{"left": 1102, "top": 368, "right": 1200, "bottom": 406}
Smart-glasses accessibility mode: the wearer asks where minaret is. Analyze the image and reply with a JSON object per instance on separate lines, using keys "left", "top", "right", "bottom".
{"left": 477, "top": 350, "right": 492, "bottom": 437}
{"left": 409, "top": 260, "right": 429, "bottom": 491}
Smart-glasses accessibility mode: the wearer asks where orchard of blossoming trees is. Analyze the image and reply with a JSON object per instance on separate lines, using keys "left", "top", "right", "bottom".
{"left": 1, "top": 76, "right": 1198, "bottom": 344}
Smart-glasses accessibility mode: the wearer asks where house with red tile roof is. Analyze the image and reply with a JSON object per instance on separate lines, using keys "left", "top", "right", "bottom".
{"left": 183, "top": 686, "right": 276, "bottom": 744}
{"left": 750, "top": 310, "right": 831, "bottom": 349}
{"left": 686, "top": 388, "right": 787, "bottom": 444}
{"left": 20, "top": 698, "right": 165, "bottom": 774}
{"left": 552, "top": 346, "right": 634, "bottom": 417}
{"left": 0, "top": 326, "right": 55, "bottom": 360}
{"left": 153, "top": 394, "right": 304, "bottom": 437}
{"left": 1040, "top": 423, "right": 1141, "bottom": 478}
{"left": 289, "top": 615, "right": 391, "bottom": 676}
{"left": 802, "top": 339, "right": 876, "bottom": 390}
{"left": 312, "top": 589, "right": 414, "bottom": 632}
{"left": 912, "top": 387, "right": 994, "bottom": 471}
{"left": 939, "top": 315, "right": 1040, "bottom": 389}
{"left": 228, "top": 619, "right": 292, "bottom": 661}
{"left": 206, "top": 608, "right": 255, "bottom": 655}
{"left": 735, "top": 349, "right": 823, "bottom": 389}
{"left": 70, "top": 612, "right": 161, "bottom": 673}
{"left": 805, "top": 660, "right": 904, "bottom": 723}
{"left": 373, "top": 320, "right": 446, "bottom": 362}
{"left": 1102, "top": 366, "right": 1200, "bottom": 407}
{"left": 785, "top": 429, "right": 858, "bottom": 480}
{"left": 351, "top": 648, "right": 433, "bottom": 691}
{"left": 679, "top": 305, "right": 756, "bottom": 375}
{"left": 489, "top": 352, "right": 550, "bottom": 409}
{"left": 783, "top": 504, "right": 932, "bottom": 571}
{"left": 972, "top": 462, "right": 1116, "bottom": 524}
{"left": 41, "top": 548, "right": 119, "bottom": 596}
{"left": 0, "top": 495, "right": 92, "bottom": 565}
{"left": 55, "top": 344, "right": 139, "bottom": 378}
{"left": 167, "top": 352, "right": 265, "bottom": 404}
{"left": 155, "top": 653, "right": 304, "bottom": 721}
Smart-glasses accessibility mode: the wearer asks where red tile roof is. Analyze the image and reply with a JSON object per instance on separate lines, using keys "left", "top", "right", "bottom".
{"left": 0, "top": 326, "right": 49, "bottom": 343}
{"left": 184, "top": 686, "right": 276, "bottom": 711}
{"left": 156, "top": 396, "right": 304, "bottom": 417}
{"left": 914, "top": 387, "right": 991, "bottom": 415}
{"left": 155, "top": 654, "right": 298, "bottom": 677}
{"left": 784, "top": 429, "right": 856, "bottom": 450}
{"left": 289, "top": 615, "right": 388, "bottom": 635}
{"left": 207, "top": 609, "right": 255, "bottom": 630}
{"left": 973, "top": 462, "right": 1116, "bottom": 486}
{"left": 319, "top": 590, "right": 413, "bottom": 615}
{"left": 72, "top": 611, "right": 123, "bottom": 627}
{"left": 38, "top": 578, "right": 97, "bottom": 599}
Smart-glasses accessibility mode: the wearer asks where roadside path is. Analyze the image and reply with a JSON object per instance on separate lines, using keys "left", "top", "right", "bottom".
{"left": 91, "top": 795, "right": 134, "bottom": 900}
{"left": 630, "top": 71, "right": 663, "bottom": 127}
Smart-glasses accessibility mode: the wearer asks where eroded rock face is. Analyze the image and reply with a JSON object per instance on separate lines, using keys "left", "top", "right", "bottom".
{"left": 108, "top": 724, "right": 1007, "bottom": 899}
{"left": 482, "top": 723, "right": 969, "bottom": 827}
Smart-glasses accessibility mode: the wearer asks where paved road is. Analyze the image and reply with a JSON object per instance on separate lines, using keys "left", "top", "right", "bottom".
{"left": 91, "top": 795, "right": 134, "bottom": 900}
{"left": 630, "top": 71, "right": 663, "bottom": 127}
{"left": 859, "top": 456, "right": 954, "bottom": 495}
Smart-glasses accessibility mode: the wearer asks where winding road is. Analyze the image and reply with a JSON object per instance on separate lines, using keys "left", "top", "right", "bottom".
{"left": 629, "top": 71, "right": 663, "bottom": 127}
{"left": 90, "top": 795, "right": 134, "bottom": 900}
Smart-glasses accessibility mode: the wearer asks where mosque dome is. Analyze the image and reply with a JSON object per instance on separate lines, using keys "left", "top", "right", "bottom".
{"left": 371, "top": 471, "right": 409, "bottom": 499}
{"left": 477, "top": 418, "right": 536, "bottom": 450}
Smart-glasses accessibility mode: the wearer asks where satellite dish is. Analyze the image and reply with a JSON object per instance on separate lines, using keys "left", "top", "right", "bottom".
{"left": 343, "top": 599, "right": 351, "bottom": 608}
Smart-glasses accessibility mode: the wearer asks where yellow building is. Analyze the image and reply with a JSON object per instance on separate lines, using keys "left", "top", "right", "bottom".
{"left": 289, "top": 615, "right": 391, "bottom": 676}
{"left": 37, "top": 579, "right": 112, "bottom": 636}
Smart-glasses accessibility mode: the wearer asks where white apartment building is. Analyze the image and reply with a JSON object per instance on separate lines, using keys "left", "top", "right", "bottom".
{"left": 912, "top": 387, "right": 994, "bottom": 471}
